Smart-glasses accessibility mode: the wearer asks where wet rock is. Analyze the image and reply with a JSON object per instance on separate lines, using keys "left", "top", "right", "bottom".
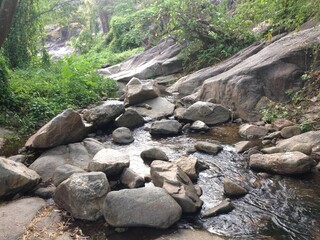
{"left": 190, "top": 120, "right": 210, "bottom": 131}
{"left": 115, "top": 109, "right": 144, "bottom": 129}
{"left": 0, "top": 197, "right": 46, "bottom": 240}
{"left": 120, "top": 168, "right": 145, "bottom": 189}
{"left": 196, "top": 160, "right": 210, "bottom": 171}
{"left": 0, "top": 157, "right": 41, "bottom": 199}
{"left": 88, "top": 148, "right": 130, "bottom": 177}
{"left": 153, "top": 229, "right": 224, "bottom": 240}
{"left": 202, "top": 199, "right": 234, "bottom": 218}
{"left": 249, "top": 152, "right": 315, "bottom": 175}
{"left": 130, "top": 97, "right": 175, "bottom": 120}
{"left": 195, "top": 141, "right": 223, "bottom": 155}
{"left": 83, "top": 100, "right": 124, "bottom": 128}
{"left": 34, "top": 186, "right": 56, "bottom": 199}
{"left": 173, "top": 156, "right": 198, "bottom": 180}
{"left": 224, "top": 178, "right": 248, "bottom": 197}
{"left": 280, "top": 126, "right": 301, "bottom": 139}
{"left": 273, "top": 118, "right": 294, "bottom": 130}
{"left": 54, "top": 172, "right": 110, "bottom": 221}
{"left": 181, "top": 102, "right": 230, "bottom": 125}
{"left": 112, "top": 127, "right": 134, "bottom": 144}
{"left": 150, "top": 160, "right": 203, "bottom": 213}
{"left": 316, "top": 162, "right": 320, "bottom": 171}
{"left": 103, "top": 187, "right": 182, "bottom": 228}
{"left": 29, "top": 138, "right": 104, "bottom": 183}
{"left": 182, "top": 123, "right": 191, "bottom": 133}
{"left": 150, "top": 119, "right": 182, "bottom": 136}
{"left": 124, "top": 78, "right": 160, "bottom": 106}
{"left": 235, "top": 141, "right": 256, "bottom": 153}
{"left": 140, "top": 148, "right": 169, "bottom": 162}
{"left": 174, "top": 107, "right": 187, "bottom": 120}
{"left": 25, "top": 109, "right": 88, "bottom": 149}
{"left": 53, "top": 164, "right": 86, "bottom": 186}
{"left": 239, "top": 124, "right": 269, "bottom": 139}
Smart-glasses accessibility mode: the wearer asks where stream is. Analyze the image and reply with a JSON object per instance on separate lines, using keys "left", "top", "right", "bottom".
{"left": 74, "top": 123, "right": 320, "bottom": 240}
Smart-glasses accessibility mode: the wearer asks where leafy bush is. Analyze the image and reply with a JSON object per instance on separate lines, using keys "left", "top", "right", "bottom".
{"left": 0, "top": 53, "right": 9, "bottom": 105}
{"left": 0, "top": 56, "right": 118, "bottom": 134}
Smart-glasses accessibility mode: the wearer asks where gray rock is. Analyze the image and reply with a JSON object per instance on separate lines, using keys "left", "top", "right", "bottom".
{"left": 276, "top": 131, "right": 320, "bottom": 152}
{"left": 173, "top": 156, "right": 198, "bottom": 180}
{"left": 261, "top": 146, "right": 283, "bottom": 154}
{"left": 150, "top": 119, "right": 182, "bottom": 136}
{"left": 178, "top": 27, "right": 320, "bottom": 121}
{"left": 0, "top": 158, "right": 41, "bottom": 199}
{"left": 29, "top": 138, "right": 104, "bottom": 183}
{"left": 53, "top": 164, "right": 86, "bottom": 186}
{"left": 25, "top": 109, "right": 88, "bottom": 149}
{"left": 34, "top": 186, "right": 56, "bottom": 199}
{"left": 99, "top": 38, "right": 183, "bottom": 83}
{"left": 120, "top": 168, "right": 145, "bottom": 189}
{"left": 103, "top": 187, "right": 182, "bottom": 228}
{"left": 273, "top": 118, "right": 294, "bottom": 130}
{"left": 88, "top": 149, "right": 130, "bottom": 177}
{"left": 0, "top": 197, "right": 46, "bottom": 240}
{"left": 249, "top": 152, "right": 315, "bottom": 175}
{"left": 115, "top": 109, "right": 144, "bottom": 129}
{"left": 280, "top": 126, "right": 301, "bottom": 139}
{"left": 181, "top": 102, "right": 230, "bottom": 125}
{"left": 140, "top": 148, "right": 169, "bottom": 162}
{"left": 195, "top": 141, "right": 223, "bottom": 155}
{"left": 112, "top": 127, "right": 134, "bottom": 144}
{"left": 124, "top": 78, "right": 160, "bottom": 106}
{"left": 174, "top": 107, "right": 187, "bottom": 120}
{"left": 130, "top": 97, "right": 175, "bottom": 120}
{"left": 263, "top": 131, "right": 282, "bottom": 140}
{"left": 235, "top": 141, "right": 256, "bottom": 153}
{"left": 54, "top": 172, "right": 110, "bottom": 221}
{"left": 239, "top": 124, "right": 269, "bottom": 139}
{"left": 190, "top": 120, "right": 210, "bottom": 131}
{"left": 83, "top": 100, "right": 124, "bottom": 128}
{"left": 224, "top": 178, "right": 248, "bottom": 197}
{"left": 202, "top": 199, "right": 234, "bottom": 218}
{"left": 8, "top": 154, "right": 27, "bottom": 163}
{"left": 150, "top": 160, "right": 203, "bottom": 213}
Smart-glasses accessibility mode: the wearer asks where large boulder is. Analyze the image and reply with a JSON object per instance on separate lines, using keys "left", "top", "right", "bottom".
{"left": 130, "top": 97, "right": 175, "bottom": 120}
{"left": 115, "top": 109, "right": 144, "bottom": 129}
{"left": 103, "top": 187, "right": 182, "bottom": 228}
{"left": 29, "top": 138, "right": 105, "bottom": 182}
{"left": 54, "top": 172, "right": 110, "bottom": 221}
{"left": 53, "top": 164, "right": 86, "bottom": 186}
{"left": 280, "top": 126, "right": 301, "bottom": 139}
{"left": 112, "top": 127, "right": 134, "bottom": 144}
{"left": 124, "top": 78, "right": 160, "bottom": 106}
{"left": 239, "top": 124, "right": 269, "bottom": 139}
{"left": 276, "top": 131, "right": 320, "bottom": 152}
{"left": 150, "top": 119, "right": 182, "bottom": 136}
{"left": 178, "top": 26, "right": 320, "bottom": 121}
{"left": 88, "top": 148, "right": 130, "bottom": 177}
{"left": 99, "top": 38, "right": 183, "bottom": 83}
{"left": 83, "top": 100, "right": 124, "bottom": 128}
{"left": 25, "top": 109, "right": 88, "bottom": 149}
{"left": 0, "top": 158, "right": 41, "bottom": 199}
{"left": 181, "top": 102, "right": 230, "bottom": 125}
{"left": 150, "top": 160, "right": 203, "bottom": 213}
{"left": 249, "top": 152, "right": 315, "bottom": 175}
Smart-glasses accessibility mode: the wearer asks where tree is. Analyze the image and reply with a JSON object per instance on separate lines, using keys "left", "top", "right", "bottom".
{"left": 0, "top": 0, "right": 19, "bottom": 48}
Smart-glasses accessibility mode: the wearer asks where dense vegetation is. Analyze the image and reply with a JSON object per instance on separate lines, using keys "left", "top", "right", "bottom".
{"left": 0, "top": 0, "right": 319, "bottom": 136}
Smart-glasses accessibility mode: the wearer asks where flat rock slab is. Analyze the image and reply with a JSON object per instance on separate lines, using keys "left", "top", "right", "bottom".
{"left": 130, "top": 97, "right": 175, "bottom": 120}
{"left": 0, "top": 197, "right": 46, "bottom": 240}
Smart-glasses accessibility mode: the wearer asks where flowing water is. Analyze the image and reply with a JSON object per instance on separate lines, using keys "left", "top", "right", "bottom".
{"left": 78, "top": 123, "right": 320, "bottom": 240}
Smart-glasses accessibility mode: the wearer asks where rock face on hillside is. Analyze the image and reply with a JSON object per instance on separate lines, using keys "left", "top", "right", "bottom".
{"left": 169, "top": 26, "right": 320, "bottom": 121}
{"left": 99, "top": 38, "right": 184, "bottom": 82}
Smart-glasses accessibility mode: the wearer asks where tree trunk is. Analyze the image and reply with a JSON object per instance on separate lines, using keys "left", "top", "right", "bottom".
{"left": 99, "top": 12, "right": 109, "bottom": 34}
{"left": 0, "top": 0, "right": 19, "bottom": 48}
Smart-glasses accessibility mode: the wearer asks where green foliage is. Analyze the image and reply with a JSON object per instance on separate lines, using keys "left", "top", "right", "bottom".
{"left": 3, "top": 0, "right": 43, "bottom": 68}
{"left": 0, "top": 56, "right": 118, "bottom": 134}
{"left": 0, "top": 53, "right": 9, "bottom": 105}
{"left": 300, "top": 120, "right": 313, "bottom": 133}
{"left": 235, "top": 0, "right": 320, "bottom": 35}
